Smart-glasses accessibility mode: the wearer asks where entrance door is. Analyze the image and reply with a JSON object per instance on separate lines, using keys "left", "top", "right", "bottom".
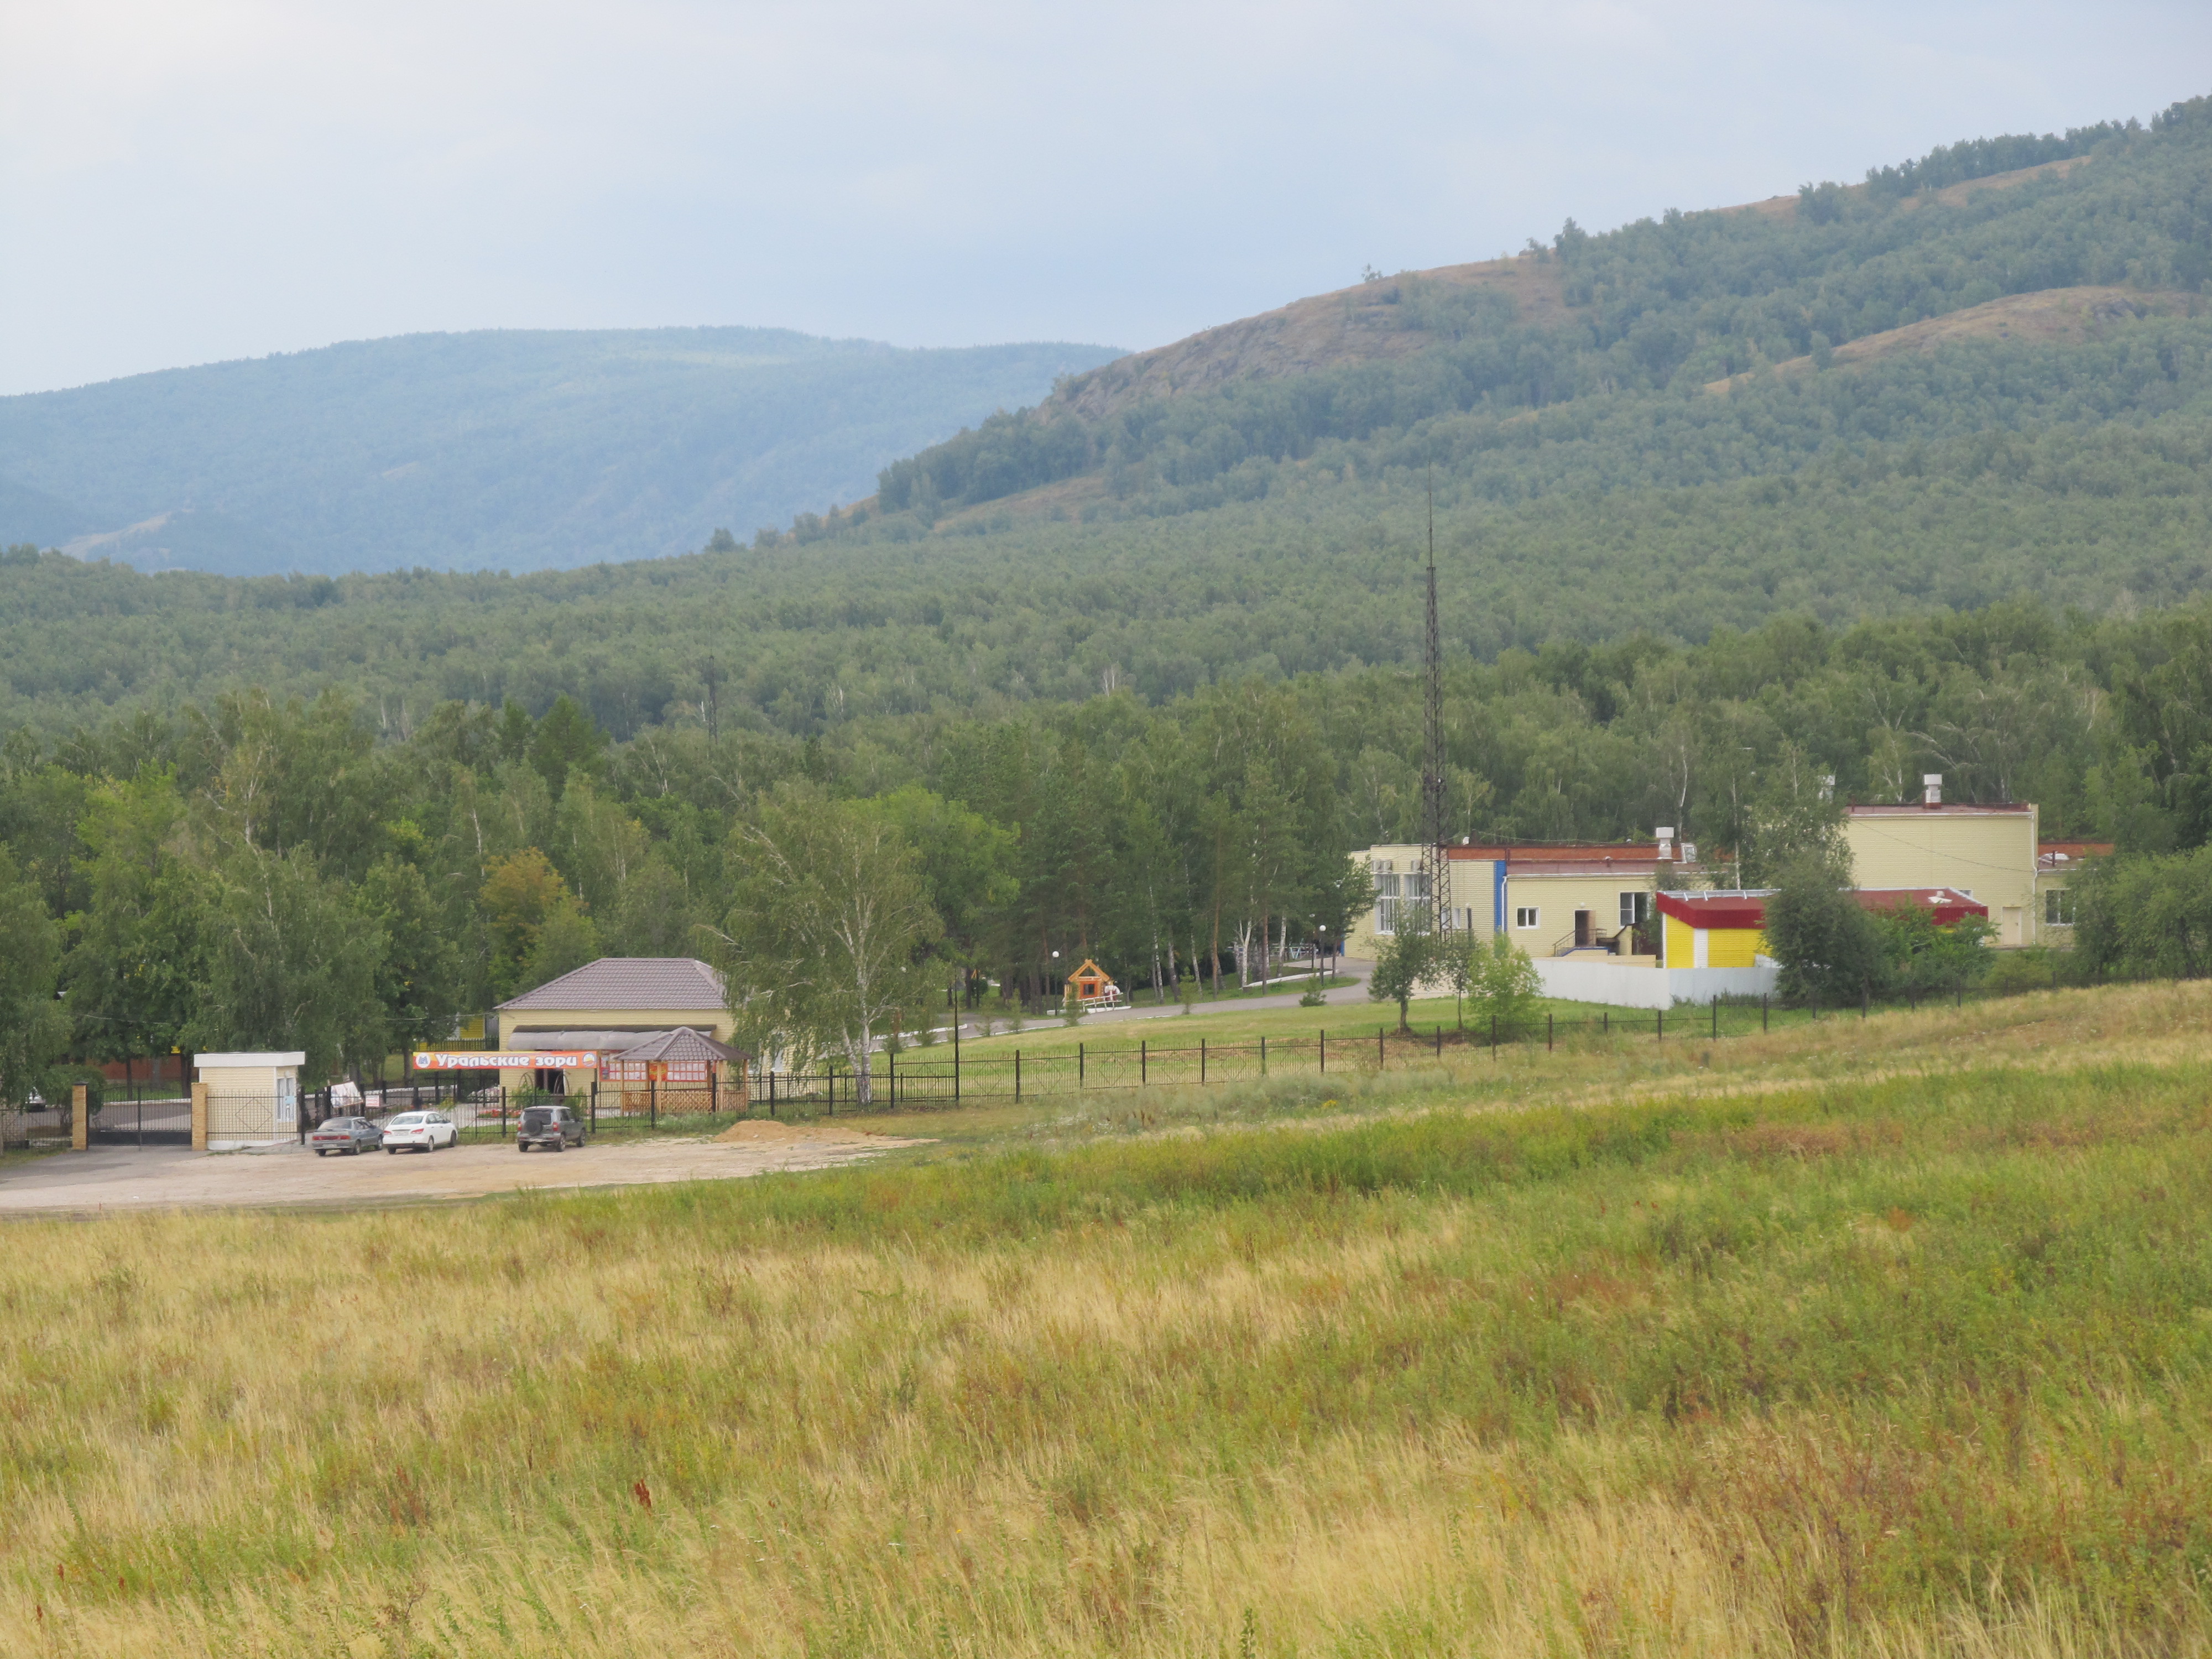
{"left": 1574, "top": 910, "right": 1592, "bottom": 947}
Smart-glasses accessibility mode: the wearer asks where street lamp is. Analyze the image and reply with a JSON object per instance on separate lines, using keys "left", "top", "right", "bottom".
{"left": 1314, "top": 925, "right": 1329, "bottom": 990}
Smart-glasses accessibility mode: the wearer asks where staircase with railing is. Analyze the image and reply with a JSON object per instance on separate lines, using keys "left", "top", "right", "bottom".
{"left": 1550, "top": 922, "right": 1661, "bottom": 961}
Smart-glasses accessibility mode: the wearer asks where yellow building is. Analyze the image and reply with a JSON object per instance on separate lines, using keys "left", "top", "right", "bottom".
{"left": 1656, "top": 893, "right": 1768, "bottom": 968}
{"left": 1348, "top": 839, "right": 1692, "bottom": 962}
{"left": 1842, "top": 786, "right": 2039, "bottom": 946}
{"left": 492, "top": 957, "right": 739, "bottom": 1098}
{"left": 2035, "top": 841, "right": 2110, "bottom": 937}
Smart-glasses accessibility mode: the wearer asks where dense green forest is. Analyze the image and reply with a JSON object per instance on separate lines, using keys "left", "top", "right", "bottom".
{"left": 0, "top": 329, "right": 1119, "bottom": 576}
{"left": 9, "top": 405, "right": 2212, "bottom": 740}
{"left": 6, "top": 591, "right": 2212, "bottom": 1087}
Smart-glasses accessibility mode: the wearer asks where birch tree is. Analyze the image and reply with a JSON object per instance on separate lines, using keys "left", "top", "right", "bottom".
{"left": 717, "top": 786, "right": 941, "bottom": 1105}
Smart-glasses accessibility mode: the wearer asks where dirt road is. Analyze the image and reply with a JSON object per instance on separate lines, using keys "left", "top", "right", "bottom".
{"left": 0, "top": 1121, "right": 920, "bottom": 1215}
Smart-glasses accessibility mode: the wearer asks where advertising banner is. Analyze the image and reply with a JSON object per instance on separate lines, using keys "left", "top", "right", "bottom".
{"left": 410, "top": 1051, "right": 601, "bottom": 1071}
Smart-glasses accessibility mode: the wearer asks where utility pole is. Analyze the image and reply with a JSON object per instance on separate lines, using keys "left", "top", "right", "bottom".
{"left": 1418, "top": 466, "right": 1453, "bottom": 937}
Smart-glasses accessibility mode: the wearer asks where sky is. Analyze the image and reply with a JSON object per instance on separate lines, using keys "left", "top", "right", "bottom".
{"left": 3, "top": 0, "right": 2209, "bottom": 397}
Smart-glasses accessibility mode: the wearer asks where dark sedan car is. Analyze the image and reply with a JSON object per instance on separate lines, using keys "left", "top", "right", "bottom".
{"left": 309, "top": 1115, "right": 383, "bottom": 1156}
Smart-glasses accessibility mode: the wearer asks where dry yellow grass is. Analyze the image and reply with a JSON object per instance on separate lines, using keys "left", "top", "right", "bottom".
{"left": 2, "top": 982, "right": 2210, "bottom": 1655}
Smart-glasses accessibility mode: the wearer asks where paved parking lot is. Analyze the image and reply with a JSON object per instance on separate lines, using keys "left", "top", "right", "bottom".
{"left": 0, "top": 1121, "right": 921, "bottom": 1214}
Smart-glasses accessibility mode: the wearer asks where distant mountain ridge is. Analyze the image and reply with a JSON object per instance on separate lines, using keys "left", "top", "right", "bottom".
{"left": 0, "top": 327, "right": 1121, "bottom": 576}
{"left": 867, "top": 106, "right": 2194, "bottom": 528}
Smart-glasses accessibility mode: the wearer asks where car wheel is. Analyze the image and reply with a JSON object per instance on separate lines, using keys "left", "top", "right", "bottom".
{"left": 315, "top": 1149, "right": 327, "bottom": 1158}
{"left": 386, "top": 1147, "right": 396, "bottom": 1155}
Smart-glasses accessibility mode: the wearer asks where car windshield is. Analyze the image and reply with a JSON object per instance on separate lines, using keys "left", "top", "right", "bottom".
{"left": 388, "top": 1114, "right": 424, "bottom": 1126}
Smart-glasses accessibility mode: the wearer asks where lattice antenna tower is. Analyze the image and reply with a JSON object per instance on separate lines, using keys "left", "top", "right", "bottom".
{"left": 1418, "top": 465, "right": 1452, "bottom": 936}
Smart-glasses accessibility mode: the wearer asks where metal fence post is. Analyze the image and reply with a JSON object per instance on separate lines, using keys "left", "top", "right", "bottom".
{"left": 1434, "top": 1025, "right": 1442, "bottom": 1058}
{"left": 1079, "top": 1043, "right": 1084, "bottom": 1088}
{"left": 1547, "top": 1013, "right": 1553, "bottom": 1053}
{"left": 1319, "top": 1030, "right": 1326, "bottom": 1073}
{"left": 1260, "top": 1035, "right": 1266, "bottom": 1077}
{"left": 1201, "top": 1040, "right": 1207, "bottom": 1084}
{"left": 1015, "top": 1049, "right": 1022, "bottom": 1103}
{"left": 591, "top": 1080, "right": 598, "bottom": 1133}
{"left": 1490, "top": 1013, "right": 1497, "bottom": 1056}
{"left": 650, "top": 1078, "right": 657, "bottom": 1129}
{"left": 1657, "top": 1009, "right": 1664, "bottom": 1043}
{"left": 1141, "top": 1039, "right": 1147, "bottom": 1086}
{"left": 1762, "top": 994, "right": 1768, "bottom": 1032}
{"left": 1713, "top": 996, "right": 1719, "bottom": 1039}
{"left": 1379, "top": 1026, "right": 1385, "bottom": 1068}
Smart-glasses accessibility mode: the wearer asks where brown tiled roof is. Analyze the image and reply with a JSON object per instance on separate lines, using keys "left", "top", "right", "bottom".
{"left": 497, "top": 957, "right": 726, "bottom": 1013}
{"left": 614, "top": 1027, "right": 748, "bottom": 1064}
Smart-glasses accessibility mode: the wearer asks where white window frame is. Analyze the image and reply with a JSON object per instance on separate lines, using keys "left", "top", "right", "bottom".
{"left": 1514, "top": 906, "right": 1540, "bottom": 930}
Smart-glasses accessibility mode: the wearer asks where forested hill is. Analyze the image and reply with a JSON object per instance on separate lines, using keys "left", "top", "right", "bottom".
{"left": 0, "top": 328, "right": 1120, "bottom": 576}
{"left": 860, "top": 100, "right": 2208, "bottom": 529}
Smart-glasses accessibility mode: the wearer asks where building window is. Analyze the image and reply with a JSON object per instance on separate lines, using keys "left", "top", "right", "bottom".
{"left": 1515, "top": 906, "right": 1540, "bottom": 930}
{"left": 1618, "top": 891, "right": 1651, "bottom": 928}
{"left": 2044, "top": 889, "right": 2076, "bottom": 926}
{"left": 1371, "top": 863, "right": 1401, "bottom": 934}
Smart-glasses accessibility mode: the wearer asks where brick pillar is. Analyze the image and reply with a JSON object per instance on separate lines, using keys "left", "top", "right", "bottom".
{"left": 191, "top": 1083, "right": 208, "bottom": 1151}
{"left": 70, "top": 1084, "right": 87, "bottom": 1152}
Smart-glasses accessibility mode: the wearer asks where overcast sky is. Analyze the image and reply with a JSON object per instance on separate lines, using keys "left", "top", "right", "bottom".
{"left": 2, "top": 1, "right": 2207, "bottom": 397}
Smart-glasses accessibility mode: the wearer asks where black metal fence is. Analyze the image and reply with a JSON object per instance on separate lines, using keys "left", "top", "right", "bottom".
{"left": 743, "top": 987, "right": 2027, "bottom": 1112}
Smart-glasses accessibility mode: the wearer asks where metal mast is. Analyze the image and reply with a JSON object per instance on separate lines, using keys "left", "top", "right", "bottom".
{"left": 1418, "top": 467, "right": 1452, "bottom": 936}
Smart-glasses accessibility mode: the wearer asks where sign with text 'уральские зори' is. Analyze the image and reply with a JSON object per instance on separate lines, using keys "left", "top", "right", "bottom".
{"left": 411, "top": 1051, "right": 601, "bottom": 1071}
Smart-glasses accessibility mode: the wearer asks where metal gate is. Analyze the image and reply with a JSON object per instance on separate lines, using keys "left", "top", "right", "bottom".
{"left": 88, "top": 1097, "right": 194, "bottom": 1147}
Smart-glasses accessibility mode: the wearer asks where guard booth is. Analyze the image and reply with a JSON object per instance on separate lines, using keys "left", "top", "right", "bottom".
{"left": 192, "top": 1052, "right": 304, "bottom": 1150}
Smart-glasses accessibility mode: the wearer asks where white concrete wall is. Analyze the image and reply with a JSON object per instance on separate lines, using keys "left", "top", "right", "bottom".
{"left": 1535, "top": 958, "right": 1780, "bottom": 1010}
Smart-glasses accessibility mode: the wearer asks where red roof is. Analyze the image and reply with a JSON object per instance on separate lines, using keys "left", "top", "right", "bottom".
{"left": 1846, "top": 802, "right": 2032, "bottom": 815}
{"left": 1655, "top": 892, "right": 1768, "bottom": 930}
{"left": 1656, "top": 888, "right": 1990, "bottom": 931}
{"left": 2038, "top": 841, "right": 2112, "bottom": 870}
{"left": 1448, "top": 842, "right": 1682, "bottom": 873}
{"left": 1852, "top": 888, "right": 1988, "bottom": 925}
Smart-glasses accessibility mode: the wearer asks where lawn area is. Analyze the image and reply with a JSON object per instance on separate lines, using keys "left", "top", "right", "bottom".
{"left": 6, "top": 982, "right": 2212, "bottom": 1655}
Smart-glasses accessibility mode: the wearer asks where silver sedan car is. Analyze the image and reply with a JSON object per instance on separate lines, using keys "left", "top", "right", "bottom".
{"left": 380, "top": 1111, "right": 457, "bottom": 1153}
{"left": 309, "top": 1116, "right": 383, "bottom": 1156}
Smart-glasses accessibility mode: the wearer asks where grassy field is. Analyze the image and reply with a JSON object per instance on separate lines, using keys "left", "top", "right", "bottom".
{"left": 7, "top": 983, "right": 2212, "bottom": 1655}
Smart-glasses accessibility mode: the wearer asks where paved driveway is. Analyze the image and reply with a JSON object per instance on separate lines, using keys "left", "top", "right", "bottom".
{"left": 949, "top": 957, "right": 1375, "bottom": 1036}
{"left": 0, "top": 1123, "right": 917, "bottom": 1215}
